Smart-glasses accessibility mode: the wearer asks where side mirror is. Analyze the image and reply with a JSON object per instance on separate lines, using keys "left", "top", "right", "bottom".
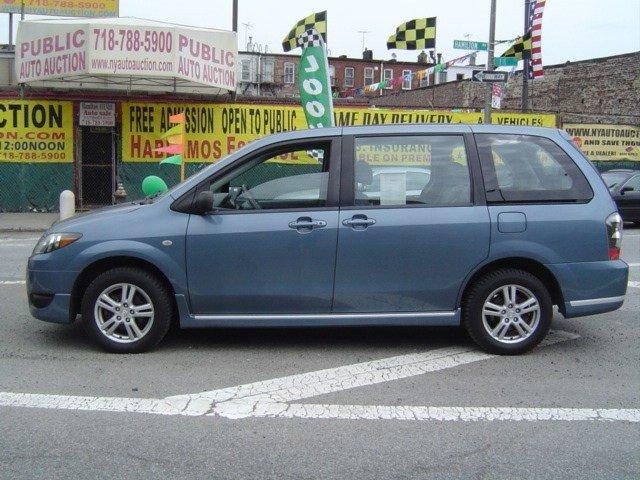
{"left": 621, "top": 185, "right": 634, "bottom": 194}
{"left": 192, "top": 191, "right": 214, "bottom": 215}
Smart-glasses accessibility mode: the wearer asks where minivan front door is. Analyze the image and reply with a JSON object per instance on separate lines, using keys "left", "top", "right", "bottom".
{"left": 185, "top": 139, "right": 340, "bottom": 314}
{"left": 333, "top": 133, "right": 490, "bottom": 314}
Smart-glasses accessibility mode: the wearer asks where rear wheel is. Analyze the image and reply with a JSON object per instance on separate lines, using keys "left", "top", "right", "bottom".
{"left": 81, "top": 267, "right": 173, "bottom": 353}
{"left": 462, "top": 269, "right": 553, "bottom": 355}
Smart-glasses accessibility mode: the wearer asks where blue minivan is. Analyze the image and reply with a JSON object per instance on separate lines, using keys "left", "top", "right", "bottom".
{"left": 27, "top": 125, "right": 629, "bottom": 354}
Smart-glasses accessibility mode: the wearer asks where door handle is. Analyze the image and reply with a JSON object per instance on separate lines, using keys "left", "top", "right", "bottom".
{"left": 342, "top": 215, "right": 376, "bottom": 230}
{"left": 288, "top": 217, "right": 327, "bottom": 233}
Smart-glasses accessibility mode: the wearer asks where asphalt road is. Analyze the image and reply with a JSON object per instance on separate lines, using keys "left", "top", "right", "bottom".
{"left": 1, "top": 227, "right": 638, "bottom": 479}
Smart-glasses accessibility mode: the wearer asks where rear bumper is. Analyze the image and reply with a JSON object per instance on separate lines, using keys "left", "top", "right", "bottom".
{"left": 547, "top": 260, "right": 629, "bottom": 318}
{"left": 564, "top": 295, "right": 625, "bottom": 318}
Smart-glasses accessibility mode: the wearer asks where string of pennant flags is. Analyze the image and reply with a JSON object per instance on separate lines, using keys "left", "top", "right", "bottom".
{"left": 339, "top": 39, "right": 517, "bottom": 97}
{"left": 280, "top": 10, "right": 543, "bottom": 98}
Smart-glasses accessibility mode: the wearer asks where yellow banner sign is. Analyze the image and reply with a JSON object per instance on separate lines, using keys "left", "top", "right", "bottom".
{"left": 123, "top": 102, "right": 217, "bottom": 163}
{"left": 122, "top": 102, "right": 557, "bottom": 163}
{"left": 1, "top": 0, "right": 118, "bottom": 17}
{"left": 563, "top": 124, "right": 640, "bottom": 161}
{"left": 0, "top": 100, "right": 74, "bottom": 163}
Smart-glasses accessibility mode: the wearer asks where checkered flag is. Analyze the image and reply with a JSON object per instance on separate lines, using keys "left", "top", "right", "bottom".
{"left": 282, "top": 11, "right": 327, "bottom": 52}
{"left": 387, "top": 17, "right": 436, "bottom": 50}
{"left": 500, "top": 31, "right": 532, "bottom": 60}
{"left": 297, "top": 28, "right": 324, "bottom": 49}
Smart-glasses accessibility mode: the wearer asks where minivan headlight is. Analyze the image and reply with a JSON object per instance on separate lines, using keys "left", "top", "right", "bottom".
{"left": 32, "top": 233, "right": 82, "bottom": 256}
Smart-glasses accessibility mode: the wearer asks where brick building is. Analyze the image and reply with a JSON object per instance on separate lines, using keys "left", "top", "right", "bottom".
{"left": 371, "top": 51, "right": 640, "bottom": 126}
{"left": 237, "top": 48, "right": 432, "bottom": 99}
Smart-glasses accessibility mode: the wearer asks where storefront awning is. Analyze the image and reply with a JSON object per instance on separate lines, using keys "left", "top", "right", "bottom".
{"left": 15, "top": 17, "right": 237, "bottom": 93}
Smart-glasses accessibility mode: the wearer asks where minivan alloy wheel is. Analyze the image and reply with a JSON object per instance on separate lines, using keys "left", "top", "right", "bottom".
{"left": 481, "top": 284, "right": 540, "bottom": 344}
{"left": 94, "top": 283, "right": 155, "bottom": 343}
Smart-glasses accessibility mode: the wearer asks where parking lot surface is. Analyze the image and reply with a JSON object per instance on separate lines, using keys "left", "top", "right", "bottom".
{"left": 1, "top": 228, "right": 639, "bottom": 479}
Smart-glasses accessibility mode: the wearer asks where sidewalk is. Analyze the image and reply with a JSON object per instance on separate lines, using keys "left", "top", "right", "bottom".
{"left": 0, "top": 213, "right": 59, "bottom": 233}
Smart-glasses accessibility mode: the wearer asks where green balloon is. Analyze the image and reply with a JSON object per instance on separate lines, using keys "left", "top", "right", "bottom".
{"left": 141, "top": 175, "right": 168, "bottom": 196}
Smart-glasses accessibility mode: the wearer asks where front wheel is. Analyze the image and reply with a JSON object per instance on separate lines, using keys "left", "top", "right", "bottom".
{"left": 81, "top": 267, "right": 173, "bottom": 353}
{"left": 462, "top": 269, "right": 553, "bottom": 355}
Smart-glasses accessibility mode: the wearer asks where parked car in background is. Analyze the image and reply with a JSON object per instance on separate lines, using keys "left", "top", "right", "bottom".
{"left": 601, "top": 169, "right": 640, "bottom": 225}
{"left": 27, "top": 125, "right": 628, "bottom": 355}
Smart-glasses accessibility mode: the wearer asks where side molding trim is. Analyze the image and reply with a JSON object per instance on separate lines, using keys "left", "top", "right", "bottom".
{"left": 194, "top": 311, "right": 457, "bottom": 322}
{"left": 568, "top": 296, "right": 625, "bottom": 307}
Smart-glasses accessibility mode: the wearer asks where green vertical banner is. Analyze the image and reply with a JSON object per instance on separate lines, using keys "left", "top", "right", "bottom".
{"left": 299, "top": 44, "right": 335, "bottom": 128}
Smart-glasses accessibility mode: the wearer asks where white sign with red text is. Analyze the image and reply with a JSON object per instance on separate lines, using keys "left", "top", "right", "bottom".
{"left": 16, "top": 18, "right": 237, "bottom": 91}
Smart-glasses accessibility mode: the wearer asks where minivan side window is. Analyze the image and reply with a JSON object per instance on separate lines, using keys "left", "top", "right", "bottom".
{"left": 203, "top": 143, "right": 330, "bottom": 211}
{"left": 353, "top": 135, "right": 471, "bottom": 207}
{"left": 476, "top": 134, "right": 593, "bottom": 203}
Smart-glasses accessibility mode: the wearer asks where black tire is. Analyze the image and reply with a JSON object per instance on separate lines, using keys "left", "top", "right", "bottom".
{"left": 462, "top": 268, "right": 553, "bottom": 355}
{"left": 81, "top": 267, "right": 173, "bottom": 353}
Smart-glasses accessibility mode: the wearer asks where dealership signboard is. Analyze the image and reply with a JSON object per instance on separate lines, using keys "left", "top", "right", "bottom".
{"left": 1, "top": 0, "right": 118, "bottom": 17}
{"left": 121, "top": 102, "right": 556, "bottom": 163}
{"left": 79, "top": 102, "right": 116, "bottom": 127}
{"left": 0, "top": 100, "right": 74, "bottom": 163}
{"left": 15, "top": 18, "right": 237, "bottom": 91}
{"left": 564, "top": 124, "right": 639, "bottom": 162}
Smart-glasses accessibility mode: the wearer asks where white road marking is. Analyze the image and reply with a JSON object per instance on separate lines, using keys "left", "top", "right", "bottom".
{"left": 627, "top": 263, "right": 640, "bottom": 267}
{"left": 193, "top": 330, "right": 580, "bottom": 419}
{"left": 628, "top": 281, "right": 640, "bottom": 289}
{"left": 6, "top": 329, "right": 637, "bottom": 424}
{"left": 244, "top": 403, "right": 640, "bottom": 423}
{"left": 167, "top": 343, "right": 498, "bottom": 407}
{"left": 0, "top": 280, "right": 25, "bottom": 285}
{"left": 1, "top": 392, "right": 637, "bottom": 423}
{"left": 0, "top": 392, "right": 184, "bottom": 416}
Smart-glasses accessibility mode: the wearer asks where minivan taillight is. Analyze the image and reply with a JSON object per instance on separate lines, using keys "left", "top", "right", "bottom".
{"left": 605, "top": 212, "right": 623, "bottom": 260}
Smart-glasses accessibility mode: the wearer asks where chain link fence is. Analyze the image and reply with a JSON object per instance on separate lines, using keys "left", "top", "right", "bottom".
{"left": 0, "top": 163, "right": 73, "bottom": 212}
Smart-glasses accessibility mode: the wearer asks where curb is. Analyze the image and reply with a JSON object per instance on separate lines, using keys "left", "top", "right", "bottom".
{"left": 0, "top": 228, "right": 47, "bottom": 233}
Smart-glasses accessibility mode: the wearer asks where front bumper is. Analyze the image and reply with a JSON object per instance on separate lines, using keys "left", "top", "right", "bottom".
{"left": 27, "top": 264, "right": 77, "bottom": 324}
{"left": 547, "top": 260, "right": 629, "bottom": 318}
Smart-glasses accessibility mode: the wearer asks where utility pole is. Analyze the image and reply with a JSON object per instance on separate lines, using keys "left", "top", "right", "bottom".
{"left": 8, "top": 13, "right": 13, "bottom": 46}
{"left": 232, "top": 0, "right": 238, "bottom": 32}
{"left": 484, "top": 0, "right": 497, "bottom": 124}
{"left": 231, "top": 0, "right": 239, "bottom": 101}
{"left": 521, "top": 0, "right": 531, "bottom": 111}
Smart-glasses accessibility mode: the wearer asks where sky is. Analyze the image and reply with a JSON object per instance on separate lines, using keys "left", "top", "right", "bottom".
{"left": 2, "top": 0, "right": 639, "bottom": 66}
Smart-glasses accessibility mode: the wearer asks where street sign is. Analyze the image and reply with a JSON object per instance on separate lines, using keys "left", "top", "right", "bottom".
{"left": 453, "top": 39, "right": 488, "bottom": 51}
{"left": 494, "top": 57, "right": 518, "bottom": 67}
{"left": 472, "top": 70, "right": 509, "bottom": 83}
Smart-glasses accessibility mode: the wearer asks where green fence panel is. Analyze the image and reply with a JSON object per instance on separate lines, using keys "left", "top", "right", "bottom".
{"left": 118, "top": 162, "right": 321, "bottom": 202}
{"left": 3, "top": 159, "right": 639, "bottom": 212}
{"left": 0, "top": 163, "right": 73, "bottom": 212}
{"left": 592, "top": 160, "right": 640, "bottom": 172}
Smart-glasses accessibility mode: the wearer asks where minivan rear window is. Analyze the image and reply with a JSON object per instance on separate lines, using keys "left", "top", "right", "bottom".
{"left": 476, "top": 134, "right": 593, "bottom": 203}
